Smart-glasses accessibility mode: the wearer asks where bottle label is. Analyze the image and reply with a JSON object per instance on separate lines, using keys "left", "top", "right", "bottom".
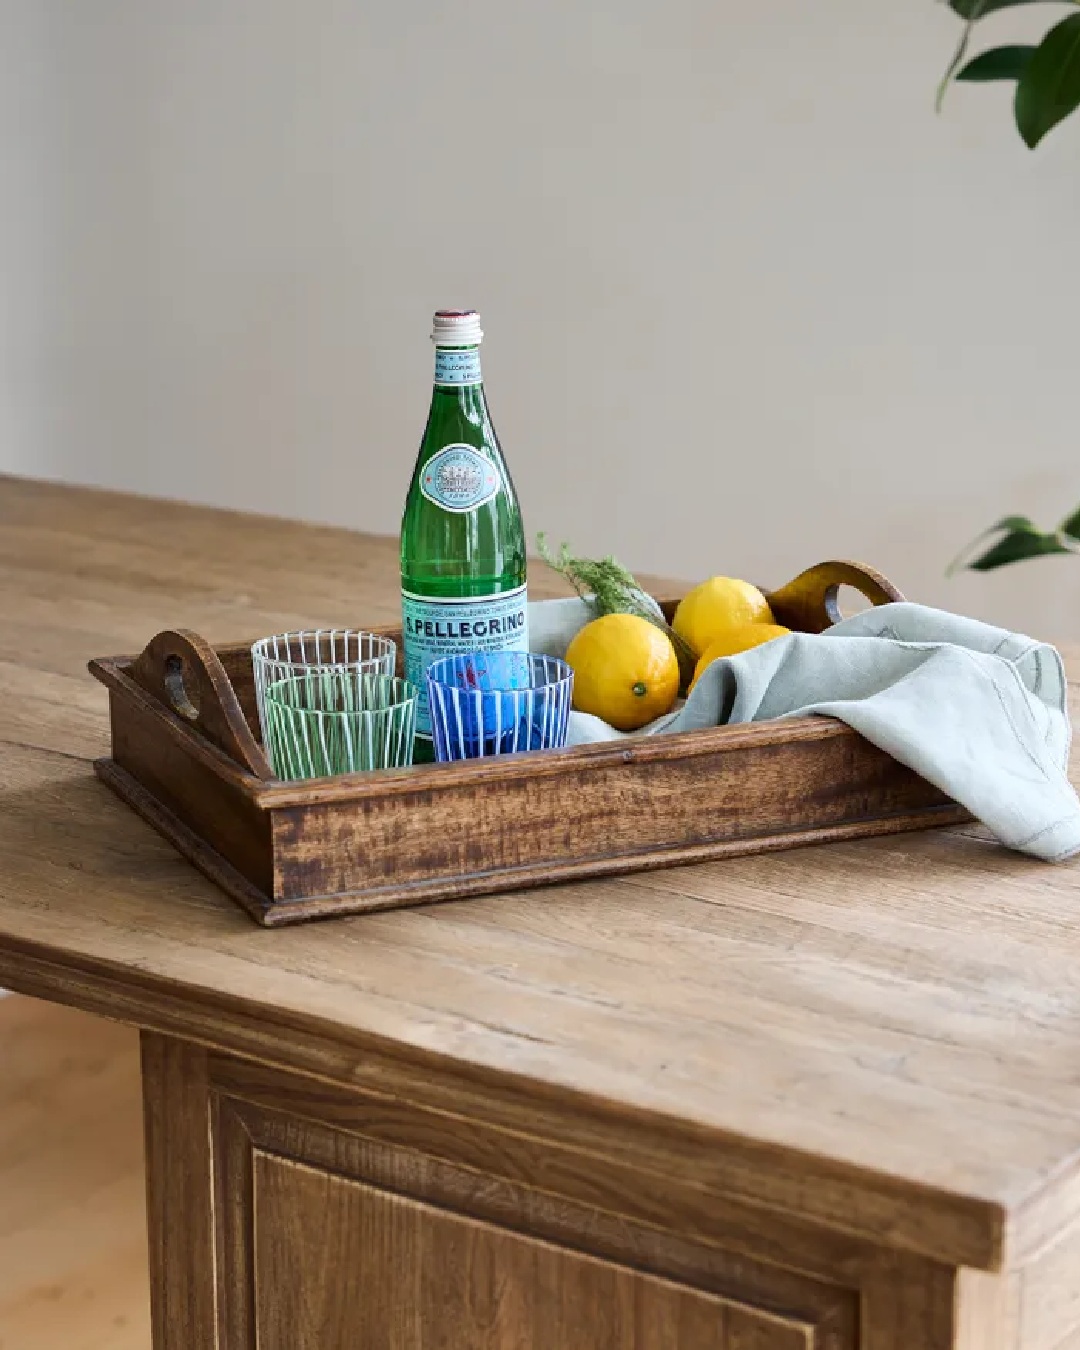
{"left": 420, "top": 444, "right": 500, "bottom": 513}
{"left": 434, "top": 347, "right": 482, "bottom": 387}
{"left": 402, "top": 585, "right": 529, "bottom": 736}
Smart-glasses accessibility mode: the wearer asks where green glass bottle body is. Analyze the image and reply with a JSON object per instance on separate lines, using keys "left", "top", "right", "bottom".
{"left": 400, "top": 313, "right": 528, "bottom": 749}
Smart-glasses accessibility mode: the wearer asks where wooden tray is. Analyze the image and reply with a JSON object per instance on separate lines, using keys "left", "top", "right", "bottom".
{"left": 88, "top": 560, "right": 969, "bottom": 927}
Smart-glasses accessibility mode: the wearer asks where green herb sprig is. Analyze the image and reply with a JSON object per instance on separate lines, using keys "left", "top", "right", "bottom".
{"left": 536, "top": 534, "right": 697, "bottom": 689}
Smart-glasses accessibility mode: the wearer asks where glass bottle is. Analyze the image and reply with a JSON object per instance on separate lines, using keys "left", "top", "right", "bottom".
{"left": 400, "top": 309, "right": 528, "bottom": 753}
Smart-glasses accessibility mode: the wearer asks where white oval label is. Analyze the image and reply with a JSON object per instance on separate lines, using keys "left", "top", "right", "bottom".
{"left": 420, "top": 444, "right": 500, "bottom": 513}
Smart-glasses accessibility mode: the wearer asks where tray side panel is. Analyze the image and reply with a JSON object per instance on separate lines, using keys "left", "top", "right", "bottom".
{"left": 271, "top": 730, "right": 956, "bottom": 907}
{"left": 108, "top": 691, "right": 274, "bottom": 896}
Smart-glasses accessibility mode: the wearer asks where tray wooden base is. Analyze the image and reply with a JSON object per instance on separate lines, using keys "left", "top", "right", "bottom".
{"left": 94, "top": 756, "right": 970, "bottom": 929}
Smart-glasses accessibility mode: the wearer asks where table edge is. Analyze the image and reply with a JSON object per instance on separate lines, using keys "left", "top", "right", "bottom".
{"left": 0, "top": 929, "right": 1008, "bottom": 1273}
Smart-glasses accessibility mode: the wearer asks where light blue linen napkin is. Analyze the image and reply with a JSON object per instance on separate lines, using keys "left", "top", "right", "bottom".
{"left": 528, "top": 598, "right": 1080, "bottom": 862}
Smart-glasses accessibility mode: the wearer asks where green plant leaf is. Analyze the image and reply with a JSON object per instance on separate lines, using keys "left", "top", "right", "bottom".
{"left": 950, "top": 0, "right": 1069, "bottom": 18}
{"left": 957, "top": 45, "right": 1036, "bottom": 80}
{"left": 1059, "top": 504, "right": 1080, "bottom": 538}
{"left": 966, "top": 530, "right": 1074, "bottom": 570}
{"left": 1015, "top": 12, "right": 1080, "bottom": 146}
{"left": 952, "top": 505, "right": 1080, "bottom": 573}
{"left": 993, "top": 514, "right": 1046, "bottom": 532}
{"left": 946, "top": 515, "right": 1078, "bottom": 574}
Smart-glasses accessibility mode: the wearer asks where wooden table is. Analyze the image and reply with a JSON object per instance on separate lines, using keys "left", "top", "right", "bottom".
{"left": 2, "top": 475, "right": 1080, "bottom": 1350}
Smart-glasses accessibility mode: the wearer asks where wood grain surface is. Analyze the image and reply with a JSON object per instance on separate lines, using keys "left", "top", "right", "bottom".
{"left": 252, "top": 1155, "right": 823, "bottom": 1350}
{"left": 4, "top": 475, "right": 1080, "bottom": 1304}
{"left": 141, "top": 1034, "right": 218, "bottom": 1350}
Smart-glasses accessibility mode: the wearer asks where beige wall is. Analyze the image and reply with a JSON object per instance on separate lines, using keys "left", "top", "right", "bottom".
{"left": 4, "top": 1, "right": 1080, "bottom": 638}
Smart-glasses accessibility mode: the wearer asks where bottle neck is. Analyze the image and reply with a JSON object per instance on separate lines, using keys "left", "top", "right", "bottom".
{"left": 433, "top": 344, "right": 483, "bottom": 392}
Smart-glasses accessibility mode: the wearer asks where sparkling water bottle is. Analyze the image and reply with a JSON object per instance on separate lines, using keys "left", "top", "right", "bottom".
{"left": 400, "top": 310, "right": 528, "bottom": 754}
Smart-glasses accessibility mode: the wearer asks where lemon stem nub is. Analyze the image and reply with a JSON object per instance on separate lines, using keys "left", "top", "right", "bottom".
{"left": 632, "top": 681, "right": 647, "bottom": 697}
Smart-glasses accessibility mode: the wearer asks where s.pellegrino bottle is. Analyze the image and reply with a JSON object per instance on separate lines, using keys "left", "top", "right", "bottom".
{"left": 400, "top": 310, "right": 528, "bottom": 755}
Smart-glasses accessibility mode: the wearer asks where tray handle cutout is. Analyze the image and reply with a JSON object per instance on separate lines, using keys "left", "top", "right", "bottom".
{"left": 130, "top": 629, "right": 273, "bottom": 779}
{"left": 766, "top": 560, "right": 904, "bottom": 634}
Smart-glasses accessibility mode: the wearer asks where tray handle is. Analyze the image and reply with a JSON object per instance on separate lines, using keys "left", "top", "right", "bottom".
{"left": 766, "top": 560, "right": 904, "bottom": 634}
{"left": 129, "top": 629, "right": 273, "bottom": 779}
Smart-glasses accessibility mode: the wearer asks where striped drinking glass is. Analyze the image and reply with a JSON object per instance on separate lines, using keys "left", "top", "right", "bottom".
{"left": 261, "top": 671, "right": 417, "bottom": 780}
{"left": 425, "top": 651, "right": 574, "bottom": 762}
{"left": 251, "top": 629, "right": 396, "bottom": 757}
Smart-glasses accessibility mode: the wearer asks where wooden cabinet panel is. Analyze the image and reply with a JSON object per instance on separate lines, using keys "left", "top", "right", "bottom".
{"left": 141, "top": 1038, "right": 954, "bottom": 1349}
{"left": 253, "top": 1152, "right": 814, "bottom": 1350}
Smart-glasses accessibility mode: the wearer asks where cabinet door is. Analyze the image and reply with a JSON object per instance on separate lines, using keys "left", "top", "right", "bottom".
{"left": 253, "top": 1154, "right": 814, "bottom": 1350}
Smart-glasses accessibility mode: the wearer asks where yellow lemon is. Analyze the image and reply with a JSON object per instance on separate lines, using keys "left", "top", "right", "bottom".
{"left": 689, "top": 623, "right": 792, "bottom": 690}
{"left": 672, "top": 577, "right": 775, "bottom": 658}
{"left": 565, "top": 614, "right": 680, "bottom": 732}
